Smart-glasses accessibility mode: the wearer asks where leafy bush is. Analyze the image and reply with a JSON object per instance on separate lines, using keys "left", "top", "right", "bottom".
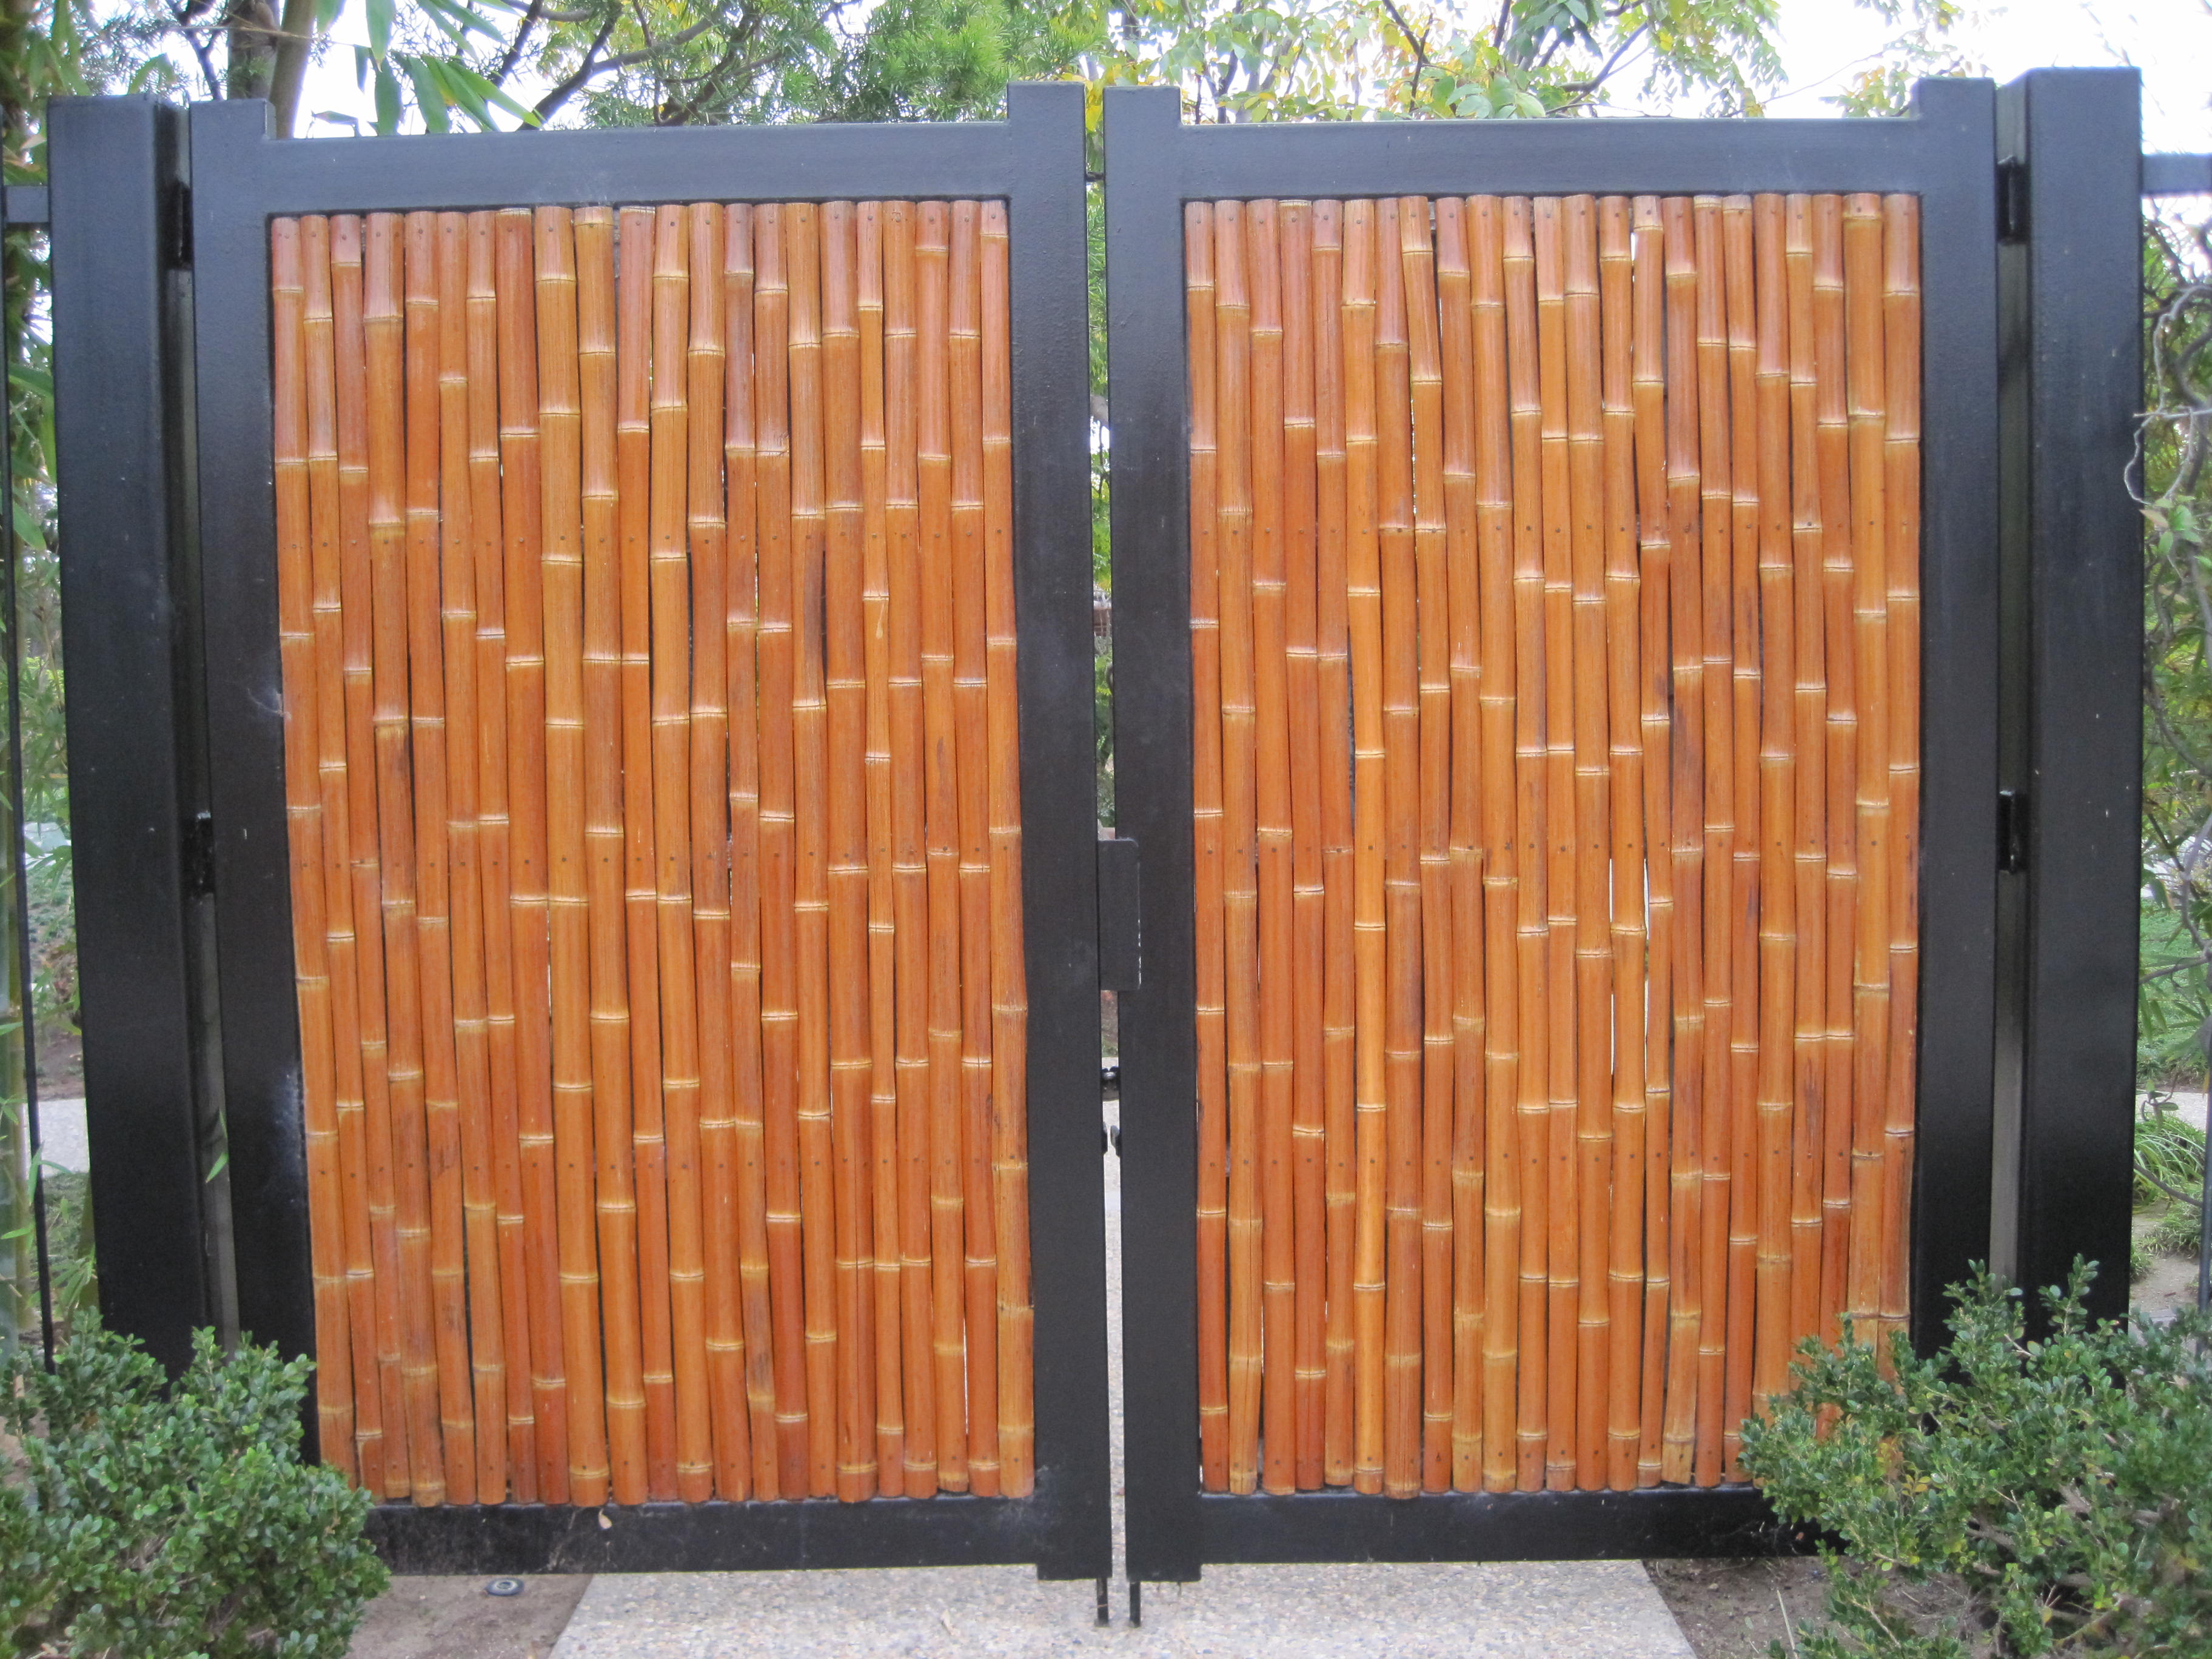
{"left": 1742, "top": 1264, "right": 2212, "bottom": 1658}
{"left": 2133, "top": 1093, "right": 2205, "bottom": 1212}
{"left": 0, "top": 1326, "right": 388, "bottom": 1658}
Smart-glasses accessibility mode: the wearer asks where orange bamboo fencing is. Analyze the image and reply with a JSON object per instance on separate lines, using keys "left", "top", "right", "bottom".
{"left": 270, "top": 201, "right": 1033, "bottom": 1506}
{"left": 1185, "top": 194, "right": 1921, "bottom": 1494}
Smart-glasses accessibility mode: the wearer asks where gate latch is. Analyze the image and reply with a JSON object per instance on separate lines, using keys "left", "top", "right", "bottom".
{"left": 1096, "top": 835, "right": 1141, "bottom": 995}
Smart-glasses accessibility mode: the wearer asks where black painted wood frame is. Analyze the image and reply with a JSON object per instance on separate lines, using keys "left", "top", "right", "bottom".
{"left": 55, "top": 85, "right": 1110, "bottom": 1581}
{"left": 1103, "top": 79, "right": 2008, "bottom": 1587}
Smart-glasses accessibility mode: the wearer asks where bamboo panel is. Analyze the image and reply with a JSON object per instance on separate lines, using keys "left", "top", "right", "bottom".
{"left": 276, "top": 200, "right": 1028, "bottom": 1507}
{"left": 1183, "top": 195, "right": 1922, "bottom": 1492}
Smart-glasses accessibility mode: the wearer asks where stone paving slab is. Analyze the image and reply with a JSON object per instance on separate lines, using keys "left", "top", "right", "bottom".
{"left": 552, "top": 1560, "right": 1693, "bottom": 1658}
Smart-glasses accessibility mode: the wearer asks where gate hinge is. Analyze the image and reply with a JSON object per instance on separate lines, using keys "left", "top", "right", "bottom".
{"left": 184, "top": 809, "right": 215, "bottom": 897}
{"left": 1097, "top": 835, "right": 1141, "bottom": 995}
{"left": 1997, "top": 788, "right": 2028, "bottom": 875}
{"left": 167, "top": 181, "right": 192, "bottom": 269}
{"left": 1996, "top": 158, "right": 2028, "bottom": 244}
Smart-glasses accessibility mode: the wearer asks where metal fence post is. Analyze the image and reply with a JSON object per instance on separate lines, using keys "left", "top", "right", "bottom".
{"left": 1992, "top": 67, "right": 2143, "bottom": 1325}
{"left": 48, "top": 95, "right": 221, "bottom": 1373}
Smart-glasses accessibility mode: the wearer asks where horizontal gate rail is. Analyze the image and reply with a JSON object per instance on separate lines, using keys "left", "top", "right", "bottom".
{"left": 1105, "top": 79, "right": 2003, "bottom": 1587}
{"left": 60, "top": 82, "right": 1109, "bottom": 1579}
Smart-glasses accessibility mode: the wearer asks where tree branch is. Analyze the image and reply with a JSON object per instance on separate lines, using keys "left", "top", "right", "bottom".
{"left": 531, "top": 13, "right": 615, "bottom": 123}
{"left": 1375, "top": 0, "right": 1427, "bottom": 112}
{"left": 492, "top": 0, "right": 549, "bottom": 87}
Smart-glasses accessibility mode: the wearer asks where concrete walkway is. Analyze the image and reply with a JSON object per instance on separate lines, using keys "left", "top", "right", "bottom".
{"left": 542, "top": 1108, "right": 1695, "bottom": 1658}
{"left": 552, "top": 1561, "right": 1692, "bottom": 1657}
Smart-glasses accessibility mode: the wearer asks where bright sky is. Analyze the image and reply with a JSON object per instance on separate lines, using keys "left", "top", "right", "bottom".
{"left": 283, "top": 0, "right": 2212, "bottom": 147}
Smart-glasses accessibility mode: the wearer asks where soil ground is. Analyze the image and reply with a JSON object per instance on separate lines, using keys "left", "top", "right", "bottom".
{"left": 349, "top": 1575, "right": 590, "bottom": 1659}
{"left": 1645, "top": 1558, "right": 1827, "bottom": 1659}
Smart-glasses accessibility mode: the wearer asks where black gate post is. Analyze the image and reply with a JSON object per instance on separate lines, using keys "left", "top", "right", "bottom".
{"left": 1991, "top": 67, "right": 2142, "bottom": 1326}
{"left": 48, "top": 96, "right": 222, "bottom": 1373}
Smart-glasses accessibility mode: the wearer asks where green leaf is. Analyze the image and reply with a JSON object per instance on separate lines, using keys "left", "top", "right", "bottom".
{"left": 401, "top": 56, "right": 452, "bottom": 133}
{"left": 365, "top": 0, "right": 394, "bottom": 63}
{"left": 374, "top": 61, "right": 403, "bottom": 135}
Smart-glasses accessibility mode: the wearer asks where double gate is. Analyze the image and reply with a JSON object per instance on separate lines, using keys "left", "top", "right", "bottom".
{"left": 40, "top": 69, "right": 2142, "bottom": 1594}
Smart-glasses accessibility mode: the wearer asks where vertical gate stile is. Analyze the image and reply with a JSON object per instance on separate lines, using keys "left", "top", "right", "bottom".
{"left": 52, "top": 96, "right": 220, "bottom": 1380}
{"left": 1991, "top": 69, "right": 2142, "bottom": 1332}
{"left": 1108, "top": 75, "right": 2003, "bottom": 1577}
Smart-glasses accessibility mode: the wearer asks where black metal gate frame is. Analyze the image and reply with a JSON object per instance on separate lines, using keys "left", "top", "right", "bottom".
{"left": 1102, "top": 79, "right": 2009, "bottom": 1586}
{"left": 51, "top": 85, "right": 1112, "bottom": 1579}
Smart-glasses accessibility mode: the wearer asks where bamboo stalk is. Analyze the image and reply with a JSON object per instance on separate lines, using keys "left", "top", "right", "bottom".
{"left": 1502, "top": 196, "right": 1550, "bottom": 1494}
{"left": 437, "top": 210, "right": 508, "bottom": 1504}
{"left": 304, "top": 216, "right": 388, "bottom": 1493}
{"left": 273, "top": 218, "right": 358, "bottom": 1484}
{"left": 1212, "top": 200, "right": 1263, "bottom": 1496}
{"left": 883, "top": 200, "right": 939, "bottom": 1496}
{"left": 755, "top": 203, "right": 811, "bottom": 1497}
{"left": 688, "top": 201, "right": 751, "bottom": 1499}
{"left": 1688, "top": 196, "right": 1735, "bottom": 1491}
{"left": 1721, "top": 197, "right": 1763, "bottom": 1480}
{"left": 466, "top": 210, "right": 535, "bottom": 1500}
{"left": 1562, "top": 196, "right": 1612, "bottom": 1492}
{"left": 1812, "top": 194, "right": 1857, "bottom": 1347}
{"left": 1339, "top": 199, "right": 1386, "bottom": 1498}
{"left": 1281, "top": 198, "right": 1328, "bottom": 1493}
{"left": 723, "top": 203, "right": 782, "bottom": 1498}
{"left": 616, "top": 204, "right": 678, "bottom": 1500}
{"left": 1375, "top": 197, "right": 1425, "bottom": 1501}
{"left": 1469, "top": 196, "right": 1523, "bottom": 1496}
{"left": 1312, "top": 203, "right": 1358, "bottom": 1490}
{"left": 1628, "top": 198, "right": 1674, "bottom": 1490}
{"left": 1401, "top": 195, "right": 1455, "bottom": 1496}
{"left": 333, "top": 216, "right": 414, "bottom": 1498}
{"left": 1247, "top": 199, "right": 1296, "bottom": 1496}
{"left": 535, "top": 206, "right": 612, "bottom": 1507}
{"left": 1784, "top": 196, "right": 1830, "bottom": 1361}
{"left": 1532, "top": 199, "right": 1582, "bottom": 1495}
{"left": 980, "top": 199, "right": 1034, "bottom": 1496}
{"left": 366, "top": 212, "right": 447, "bottom": 1503}
{"left": 574, "top": 206, "right": 646, "bottom": 1507}
{"left": 1658, "top": 194, "right": 1703, "bottom": 1489}
{"left": 1879, "top": 195, "right": 1922, "bottom": 1354}
{"left": 677, "top": 198, "right": 748, "bottom": 1504}
{"left": 406, "top": 212, "right": 477, "bottom": 1503}
{"left": 1434, "top": 196, "right": 1486, "bottom": 1496}
{"left": 790, "top": 202, "right": 844, "bottom": 1500}
{"left": 1842, "top": 194, "right": 1891, "bottom": 1352}
{"left": 949, "top": 201, "right": 1000, "bottom": 1498}
{"left": 1750, "top": 195, "right": 1799, "bottom": 1432}
{"left": 1597, "top": 198, "right": 1644, "bottom": 1493}
{"left": 1188, "top": 203, "right": 1230, "bottom": 1493}
{"left": 649, "top": 206, "right": 713, "bottom": 1503}
{"left": 858, "top": 201, "right": 910, "bottom": 1496}
{"left": 494, "top": 209, "right": 569, "bottom": 1504}
{"left": 824, "top": 199, "right": 882, "bottom": 1501}
{"left": 915, "top": 201, "right": 969, "bottom": 1491}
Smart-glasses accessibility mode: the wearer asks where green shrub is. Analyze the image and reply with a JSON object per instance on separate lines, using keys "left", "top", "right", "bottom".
{"left": 1741, "top": 1264, "right": 2212, "bottom": 1658}
{"left": 2150, "top": 1201, "right": 2204, "bottom": 1260}
{"left": 2133, "top": 1093, "right": 2204, "bottom": 1212}
{"left": 0, "top": 1325, "right": 388, "bottom": 1657}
